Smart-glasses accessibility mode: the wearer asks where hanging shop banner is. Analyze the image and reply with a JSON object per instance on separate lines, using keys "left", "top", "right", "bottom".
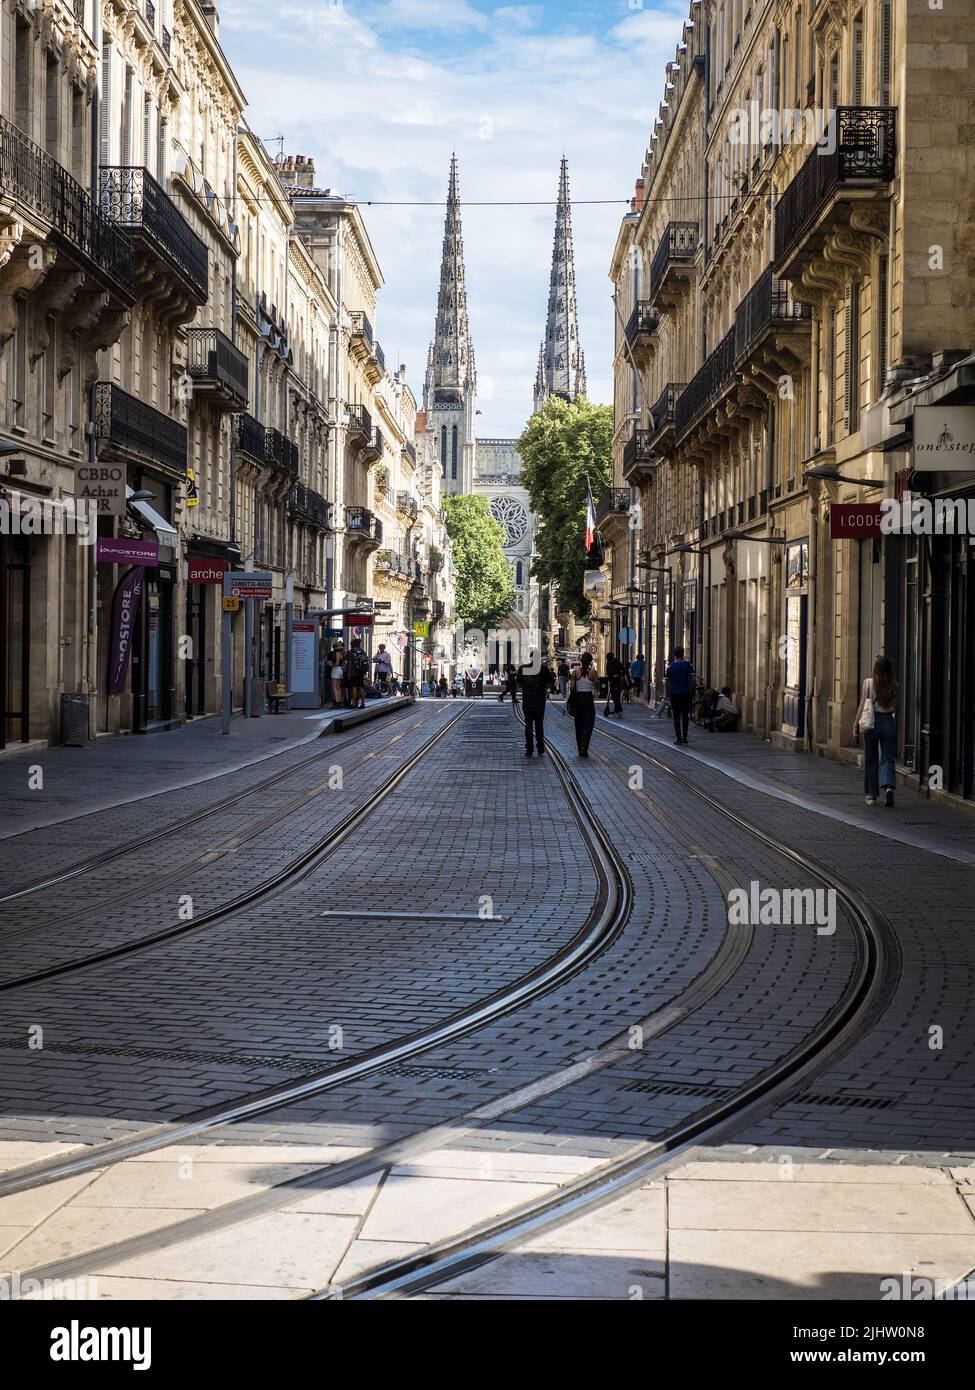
{"left": 914, "top": 406, "right": 975, "bottom": 471}
{"left": 829, "top": 502, "right": 884, "bottom": 540}
{"left": 108, "top": 566, "right": 146, "bottom": 696}
{"left": 412, "top": 621, "right": 429, "bottom": 638}
{"left": 187, "top": 555, "right": 227, "bottom": 585}
{"left": 96, "top": 538, "right": 159, "bottom": 566}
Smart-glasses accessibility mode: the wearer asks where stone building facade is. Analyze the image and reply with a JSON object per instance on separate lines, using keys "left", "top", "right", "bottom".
{"left": 605, "top": 0, "right": 975, "bottom": 804}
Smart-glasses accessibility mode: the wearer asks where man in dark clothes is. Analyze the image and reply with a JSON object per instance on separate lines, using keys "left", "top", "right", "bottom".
{"left": 665, "top": 645, "right": 695, "bottom": 745}
{"left": 517, "top": 652, "right": 555, "bottom": 758}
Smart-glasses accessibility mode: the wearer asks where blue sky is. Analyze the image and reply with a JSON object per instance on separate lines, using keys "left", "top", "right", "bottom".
{"left": 219, "top": 0, "right": 688, "bottom": 435}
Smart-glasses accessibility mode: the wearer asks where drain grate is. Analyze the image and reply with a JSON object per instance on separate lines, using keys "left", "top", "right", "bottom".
{"left": 791, "top": 1091, "right": 900, "bottom": 1111}
{"left": 380, "top": 1063, "right": 483, "bottom": 1081}
{"left": 0, "top": 1038, "right": 325, "bottom": 1072}
{"left": 622, "top": 1079, "right": 735, "bottom": 1099}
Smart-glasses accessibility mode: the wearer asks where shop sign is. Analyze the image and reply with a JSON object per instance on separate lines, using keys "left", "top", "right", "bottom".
{"left": 829, "top": 502, "right": 884, "bottom": 540}
{"left": 97, "top": 538, "right": 159, "bottom": 566}
{"left": 914, "top": 407, "right": 975, "bottom": 470}
{"left": 76, "top": 462, "right": 126, "bottom": 516}
{"left": 108, "top": 567, "right": 145, "bottom": 695}
{"left": 223, "top": 571, "right": 273, "bottom": 600}
{"left": 188, "top": 555, "right": 227, "bottom": 585}
{"left": 412, "top": 621, "right": 429, "bottom": 638}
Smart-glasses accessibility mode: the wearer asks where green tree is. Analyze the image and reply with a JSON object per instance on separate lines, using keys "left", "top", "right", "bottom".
{"left": 443, "top": 493, "right": 515, "bottom": 632}
{"left": 517, "top": 396, "right": 613, "bottom": 619}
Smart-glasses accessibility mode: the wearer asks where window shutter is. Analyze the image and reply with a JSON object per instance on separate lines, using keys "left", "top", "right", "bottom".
{"left": 877, "top": 255, "right": 889, "bottom": 395}
{"left": 880, "top": 0, "right": 892, "bottom": 105}
{"left": 99, "top": 42, "right": 112, "bottom": 166}
{"left": 845, "top": 284, "right": 860, "bottom": 433}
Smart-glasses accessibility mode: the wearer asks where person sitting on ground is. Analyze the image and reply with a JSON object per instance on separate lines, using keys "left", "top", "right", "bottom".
{"left": 712, "top": 686, "right": 739, "bottom": 731}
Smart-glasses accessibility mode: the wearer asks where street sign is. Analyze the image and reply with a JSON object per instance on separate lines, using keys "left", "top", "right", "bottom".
{"left": 348, "top": 613, "right": 374, "bottom": 626}
{"left": 618, "top": 626, "right": 636, "bottom": 646}
{"left": 223, "top": 571, "right": 273, "bottom": 601}
{"left": 76, "top": 462, "right": 125, "bottom": 516}
{"left": 413, "top": 621, "right": 429, "bottom": 638}
{"left": 374, "top": 601, "right": 392, "bottom": 610}
{"left": 223, "top": 596, "right": 240, "bottom": 612}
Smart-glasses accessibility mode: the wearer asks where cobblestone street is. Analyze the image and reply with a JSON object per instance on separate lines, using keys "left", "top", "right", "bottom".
{"left": 0, "top": 698, "right": 972, "bottom": 1303}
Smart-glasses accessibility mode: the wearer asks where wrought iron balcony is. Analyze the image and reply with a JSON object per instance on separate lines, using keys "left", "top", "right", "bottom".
{"left": 345, "top": 505, "right": 382, "bottom": 545}
{"left": 185, "top": 327, "right": 248, "bottom": 409}
{"left": 624, "top": 300, "right": 660, "bottom": 356}
{"left": 0, "top": 116, "right": 134, "bottom": 299}
{"left": 349, "top": 310, "right": 374, "bottom": 346}
{"left": 646, "top": 382, "right": 686, "bottom": 449}
{"left": 774, "top": 108, "right": 896, "bottom": 275}
{"left": 237, "top": 412, "right": 266, "bottom": 463}
{"left": 265, "top": 425, "right": 299, "bottom": 477}
{"left": 733, "top": 267, "right": 811, "bottom": 367}
{"left": 100, "top": 166, "right": 209, "bottom": 303}
{"left": 374, "top": 340, "right": 385, "bottom": 373}
{"left": 622, "top": 429, "right": 657, "bottom": 482}
{"left": 675, "top": 329, "right": 737, "bottom": 440}
{"left": 291, "top": 483, "right": 330, "bottom": 529}
{"left": 403, "top": 440, "right": 417, "bottom": 466}
{"left": 363, "top": 425, "right": 383, "bottom": 463}
{"left": 375, "top": 548, "right": 412, "bottom": 577}
{"left": 346, "top": 403, "right": 372, "bottom": 443}
{"left": 595, "top": 486, "right": 632, "bottom": 529}
{"left": 93, "top": 381, "right": 187, "bottom": 477}
{"left": 649, "top": 221, "right": 698, "bottom": 304}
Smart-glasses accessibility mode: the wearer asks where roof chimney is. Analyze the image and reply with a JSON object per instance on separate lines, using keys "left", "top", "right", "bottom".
{"left": 199, "top": 2, "right": 219, "bottom": 37}
{"left": 631, "top": 177, "right": 646, "bottom": 213}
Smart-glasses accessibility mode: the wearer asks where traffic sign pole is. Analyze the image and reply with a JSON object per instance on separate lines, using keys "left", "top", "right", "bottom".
{"left": 221, "top": 607, "right": 232, "bottom": 735}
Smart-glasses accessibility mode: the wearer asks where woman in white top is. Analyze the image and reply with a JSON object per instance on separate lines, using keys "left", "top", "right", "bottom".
{"left": 329, "top": 646, "right": 345, "bottom": 708}
{"left": 569, "top": 653, "right": 598, "bottom": 757}
{"left": 853, "top": 654, "right": 898, "bottom": 807}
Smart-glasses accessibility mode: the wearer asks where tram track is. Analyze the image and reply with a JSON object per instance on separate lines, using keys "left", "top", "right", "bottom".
{"left": 311, "top": 706, "right": 897, "bottom": 1298}
{"left": 0, "top": 704, "right": 463, "bottom": 995}
{"left": 0, "top": 704, "right": 441, "bottom": 957}
{"left": 0, "top": 699, "right": 421, "bottom": 907}
{"left": 0, "top": 705, "right": 894, "bottom": 1301}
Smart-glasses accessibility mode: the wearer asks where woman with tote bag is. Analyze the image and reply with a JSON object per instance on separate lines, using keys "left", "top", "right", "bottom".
{"left": 853, "top": 654, "right": 898, "bottom": 807}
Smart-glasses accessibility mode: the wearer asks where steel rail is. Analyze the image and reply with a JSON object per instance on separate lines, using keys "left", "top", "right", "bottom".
{"left": 0, "top": 702, "right": 634, "bottom": 1202}
{"left": 314, "top": 713, "right": 896, "bottom": 1299}
{"left": 0, "top": 700, "right": 420, "bottom": 904}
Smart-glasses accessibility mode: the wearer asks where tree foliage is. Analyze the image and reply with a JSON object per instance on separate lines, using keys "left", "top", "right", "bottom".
{"left": 517, "top": 396, "right": 613, "bottom": 619}
{"left": 443, "top": 493, "right": 515, "bottom": 632}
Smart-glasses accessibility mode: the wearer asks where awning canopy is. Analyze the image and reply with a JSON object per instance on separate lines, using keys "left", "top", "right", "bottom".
{"left": 126, "top": 486, "right": 177, "bottom": 548}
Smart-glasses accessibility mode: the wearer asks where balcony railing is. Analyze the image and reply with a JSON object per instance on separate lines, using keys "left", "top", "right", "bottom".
{"left": 237, "top": 412, "right": 266, "bottom": 462}
{"left": 185, "top": 327, "right": 248, "bottom": 407}
{"left": 403, "top": 440, "right": 417, "bottom": 465}
{"left": 0, "top": 116, "right": 134, "bottom": 298}
{"left": 291, "top": 483, "right": 330, "bottom": 529}
{"left": 675, "top": 329, "right": 737, "bottom": 439}
{"left": 648, "top": 382, "right": 685, "bottom": 441}
{"left": 375, "top": 548, "right": 412, "bottom": 576}
{"left": 774, "top": 108, "right": 896, "bottom": 271}
{"left": 432, "top": 600, "right": 446, "bottom": 622}
{"left": 265, "top": 425, "right": 299, "bottom": 476}
{"left": 345, "top": 506, "right": 382, "bottom": 543}
{"left": 349, "top": 310, "right": 374, "bottom": 346}
{"left": 649, "top": 221, "right": 698, "bottom": 299}
{"left": 624, "top": 300, "right": 659, "bottom": 349}
{"left": 347, "top": 403, "right": 372, "bottom": 440}
{"left": 396, "top": 490, "right": 418, "bottom": 520}
{"left": 100, "top": 166, "right": 209, "bottom": 302}
{"left": 622, "top": 429, "right": 657, "bottom": 479}
{"left": 734, "top": 267, "right": 811, "bottom": 360}
{"left": 93, "top": 381, "right": 187, "bottom": 476}
{"left": 595, "top": 486, "right": 632, "bottom": 527}
{"left": 374, "top": 340, "right": 386, "bottom": 373}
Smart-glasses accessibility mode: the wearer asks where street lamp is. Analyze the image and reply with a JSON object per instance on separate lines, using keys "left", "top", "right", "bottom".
{"left": 804, "top": 463, "right": 883, "bottom": 488}
{"left": 723, "top": 530, "right": 788, "bottom": 543}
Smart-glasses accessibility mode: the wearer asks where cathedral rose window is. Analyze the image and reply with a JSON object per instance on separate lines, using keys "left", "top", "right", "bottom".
{"left": 489, "top": 496, "right": 528, "bottom": 548}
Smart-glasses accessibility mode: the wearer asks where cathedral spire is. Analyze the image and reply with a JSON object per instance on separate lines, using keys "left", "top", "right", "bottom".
{"left": 425, "top": 153, "right": 475, "bottom": 408}
{"left": 534, "top": 156, "right": 586, "bottom": 413}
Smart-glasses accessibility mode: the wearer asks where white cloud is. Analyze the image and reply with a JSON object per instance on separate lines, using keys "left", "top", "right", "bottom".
{"left": 219, "top": 2, "right": 688, "bottom": 434}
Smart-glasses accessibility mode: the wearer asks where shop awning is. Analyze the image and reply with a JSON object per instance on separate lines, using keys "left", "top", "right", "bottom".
{"left": 126, "top": 486, "right": 177, "bottom": 548}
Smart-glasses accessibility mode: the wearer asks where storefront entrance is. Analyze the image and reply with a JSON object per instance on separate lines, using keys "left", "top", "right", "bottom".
{"left": 0, "top": 534, "right": 30, "bottom": 749}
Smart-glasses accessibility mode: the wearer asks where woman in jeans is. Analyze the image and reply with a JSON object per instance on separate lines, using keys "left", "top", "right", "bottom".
{"left": 854, "top": 654, "right": 898, "bottom": 807}
{"left": 569, "top": 653, "right": 597, "bottom": 757}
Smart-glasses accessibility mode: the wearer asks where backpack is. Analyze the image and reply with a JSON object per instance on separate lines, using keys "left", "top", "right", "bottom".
{"left": 347, "top": 648, "right": 368, "bottom": 681}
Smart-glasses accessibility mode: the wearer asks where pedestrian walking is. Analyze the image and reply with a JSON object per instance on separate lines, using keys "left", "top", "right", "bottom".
{"left": 557, "top": 658, "right": 570, "bottom": 699}
{"left": 498, "top": 663, "right": 518, "bottom": 703}
{"left": 630, "top": 652, "right": 645, "bottom": 703}
{"left": 665, "top": 646, "right": 695, "bottom": 745}
{"left": 328, "top": 644, "right": 345, "bottom": 708}
{"left": 854, "top": 654, "right": 899, "bottom": 807}
{"left": 568, "top": 653, "right": 597, "bottom": 757}
{"left": 516, "top": 653, "right": 554, "bottom": 757}
{"left": 343, "top": 639, "right": 369, "bottom": 710}
{"left": 606, "top": 652, "right": 625, "bottom": 718}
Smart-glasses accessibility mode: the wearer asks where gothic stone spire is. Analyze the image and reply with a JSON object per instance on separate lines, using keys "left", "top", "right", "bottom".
{"left": 534, "top": 156, "right": 586, "bottom": 413}
{"left": 426, "top": 154, "right": 475, "bottom": 406}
